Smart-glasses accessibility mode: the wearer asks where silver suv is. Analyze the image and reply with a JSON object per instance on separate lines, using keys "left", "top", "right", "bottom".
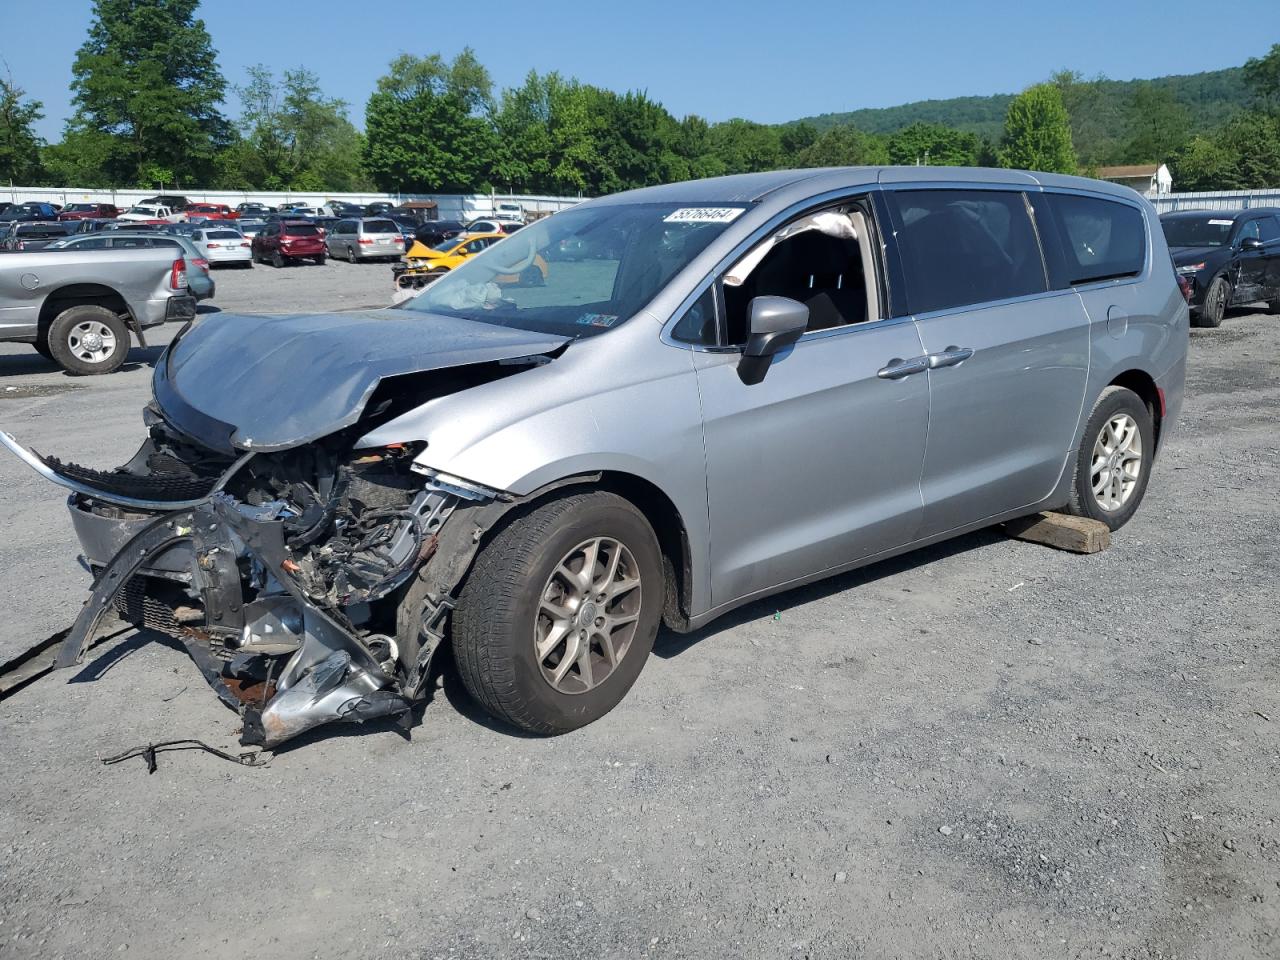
{"left": 4, "top": 167, "right": 1187, "bottom": 748}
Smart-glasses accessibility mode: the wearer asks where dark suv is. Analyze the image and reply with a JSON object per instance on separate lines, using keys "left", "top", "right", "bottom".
{"left": 1160, "top": 208, "right": 1280, "bottom": 327}
{"left": 251, "top": 220, "right": 327, "bottom": 267}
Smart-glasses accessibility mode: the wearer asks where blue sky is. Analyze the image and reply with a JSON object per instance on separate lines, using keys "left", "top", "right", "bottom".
{"left": 2, "top": 0, "right": 1276, "bottom": 141}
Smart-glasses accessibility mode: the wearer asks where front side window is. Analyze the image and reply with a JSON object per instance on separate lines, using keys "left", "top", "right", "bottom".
{"left": 671, "top": 286, "right": 718, "bottom": 345}
{"left": 1260, "top": 217, "right": 1280, "bottom": 243}
{"left": 403, "top": 202, "right": 746, "bottom": 339}
{"left": 1235, "top": 220, "right": 1261, "bottom": 243}
{"left": 1046, "top": 194, "right": 1146, "bottom": 285}
{"left": 889, "top": 189, "right": 1047, "bottom": 314}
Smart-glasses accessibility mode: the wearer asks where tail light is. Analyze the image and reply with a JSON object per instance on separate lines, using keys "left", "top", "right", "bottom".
{"left": 170, "top": 258, "right": 188, "bottom": 290}
{"left": 206, "top": 242, "right": 221, "bottom": 249}
{"left": 1176, "top": 275, "right": 1192, "bottom": 303}
{"left": 358, "top": 237, "right": 373, "bottom": 244}
{"left": 240, "top": 241, "right": 250, "bottom": 248}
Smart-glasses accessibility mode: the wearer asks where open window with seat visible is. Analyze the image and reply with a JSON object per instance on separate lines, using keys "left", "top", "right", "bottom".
{"left": 719, "top": 202, "right": 883, "bottom": 345}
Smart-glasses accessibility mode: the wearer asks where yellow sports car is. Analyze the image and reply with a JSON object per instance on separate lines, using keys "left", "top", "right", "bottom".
{"left": 394, "top": 232, "right": 548, "bottom": 290}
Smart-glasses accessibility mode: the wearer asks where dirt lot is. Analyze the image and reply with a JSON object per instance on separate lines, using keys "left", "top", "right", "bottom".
{"left": 0, "top": 269, "right": 1276, "bottom": 960}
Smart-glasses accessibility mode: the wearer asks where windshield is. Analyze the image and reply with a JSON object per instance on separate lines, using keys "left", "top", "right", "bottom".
{"left": 1161, "top": 216, "right": 1233, "bottom": 247}
{"left": 402, "top": 202, "right": 746, "bottom": 338}
{"left": 429, "top": 236, "right": 461, "bottom": 252}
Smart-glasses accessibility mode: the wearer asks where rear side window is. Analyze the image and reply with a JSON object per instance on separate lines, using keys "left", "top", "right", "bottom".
{"left": 889, "top": 190, "right": 1047, "bottom": 314}
{"left": 1045, "top": 194, "right": 1146, "bottom": 285}
{"left": 363, "top": 219, "right": 397, "bottom": 233}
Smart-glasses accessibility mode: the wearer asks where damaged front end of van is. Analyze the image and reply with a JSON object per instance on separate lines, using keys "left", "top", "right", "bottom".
{"left": 0, "top": 309, "right": 570, "bottom": 748}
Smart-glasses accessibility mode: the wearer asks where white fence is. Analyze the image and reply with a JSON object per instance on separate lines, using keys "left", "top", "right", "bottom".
{"left": 1148, "top": 188, "right": 1280, "bottom": 214}
{"left": 1, "top": 186, "right": 584, "bottom": 220}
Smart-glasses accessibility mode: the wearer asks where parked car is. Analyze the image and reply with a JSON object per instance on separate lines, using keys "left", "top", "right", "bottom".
{"left": 465, "top": 218, "right": 523, "bottom": 236}
{"left": 364, "top": 201, "right": 395, "bottom": 215}
{"left": 236, "top": 218, "right": 267, "bottom": 239}
{"left": 413, "top": 219, "right": 466, "bottom": 247}
{"left": 57, "top": 202, "right": 120, "bottom": 221}
{"left": 394, "top": 231, "right": 517, "bottom": 286}
{"left": 0, "top": 168, "right": 1187, "bottom": 748}
{"left": 141, "top": 194, "right": 192, "bottom": 211}
{"left": 236, "top": 202, "right": 274, "bottom": 216}
{"left": 0, "top": 221, "right": 78, "bottom": 251}
{"left": 251, "top": 219, "right": 326, "bottom": 266}
{"left": 492, "top": 202, "right": 526, "bottom": 223}
{"left": 183, "top": 203, "right": 238, "bottom": 221}
{"left": 1159, "top": 208, "right": 1280, "bottom": 327}
{"left": 118, "top": 203, "right": 180, "bottom": 223}
{"left": 0, "top": 244, "right": 196, "bottom": 373}
{"left": 326, "top": 217, "right": 404, "bottom": 262}
{"left": 189, "top": 225, "right": 252, "bottom": 268}
{"left": 0, "top": 201, "right": 61, "bottom": 223}
{"left": 101, "top": 219, "right": 165, "bottom": 232}
{"left": 44, "top": 231, "right": 215, "bottom": 300}
{"left": 330, "top": 202, "right": 366, "bottom": 218}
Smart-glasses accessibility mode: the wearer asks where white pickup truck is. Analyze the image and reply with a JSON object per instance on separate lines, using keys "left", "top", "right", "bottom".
{"left": 0, "top": 246, "right": 198, "bottom": 374}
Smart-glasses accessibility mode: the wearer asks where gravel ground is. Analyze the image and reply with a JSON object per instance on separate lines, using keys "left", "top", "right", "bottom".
{"left": 0, "top": 274, "right": 1276, "bottom": 959}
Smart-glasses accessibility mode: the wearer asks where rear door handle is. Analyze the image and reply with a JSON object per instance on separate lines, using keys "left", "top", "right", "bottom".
{"left": 877, "top": 356, "right": 930, "bottom": 380}
{"left": 927, "top": 346, "right": 974, "bottom": 369}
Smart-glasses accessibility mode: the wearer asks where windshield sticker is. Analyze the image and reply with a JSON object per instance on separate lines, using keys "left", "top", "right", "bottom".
{"left": 577, "top": 313, "right": 619, "bottom": 328}
{"left": 663, "top": 207, "right": 745, "bottom": 224}
{"left": 1208, "top": 219, "right": 1234, "bottom": 225}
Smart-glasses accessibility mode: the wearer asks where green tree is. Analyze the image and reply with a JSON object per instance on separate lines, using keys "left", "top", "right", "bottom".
{"left": 706, "top": 119, "right": 783, "bottom": 174}
{"left": 0, "top": 72, "right": 44, "bottom": 183}
{"left": 1122, "top": 82, "right": 1190, "bottom": 163}
{"left": 778, "top": 121, "right": 819, "bottom": 157}
{"left": 220, "top": 65, "right": 368, "bottom": 190}
{"left": 1168, "top": 135, "right": 1236, "bottom": 191}
{"left": 887, "top": 122, "right": 982, "bottom": 166}
{"left": 997, "top": 83, "right": 1076, "bottom": 174}
{"left": 1243, "top": 43, "right": 1280, "bottom": 113}
{"left": 363, "top": 50, "right": 499, "bottom": 193}
{"left": 66, "top": 0, "right": 229, "bottom": 186}
{"left": 1217, "top": 111, "right": 1280, "bottom": 188}
{"left": 492, "top": 71, "right": 606, "bottom": 194}
{"left": 793, "top": 125, "right": 889, "bottom": 167}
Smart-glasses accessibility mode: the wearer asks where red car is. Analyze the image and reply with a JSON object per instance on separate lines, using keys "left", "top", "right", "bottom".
{"left": 251, "top": 220, "right": 327, "bottom": 267}
{"left": 57, "top": 202, "right": 120, "bottom": 221}
{"left": 184, "top": 203, "right": 238, "bottom": 221}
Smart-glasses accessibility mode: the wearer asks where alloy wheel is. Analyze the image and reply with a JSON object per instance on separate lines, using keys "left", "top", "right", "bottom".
{"left": 534, "top": 537, "right": 642, "bottom": 695}
{"left": 66, "top": 320, "right": 117, "bottom": 366}
{"left": 1090, "top": 413, "right": 1143, "bottom": 511}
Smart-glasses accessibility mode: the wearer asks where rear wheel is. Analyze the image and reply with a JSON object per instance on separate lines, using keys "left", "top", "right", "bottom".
{"left": 1196, "top": 276, "right": 1229, "bottom": 328}
{"left": 46, "top": 305, "right": 130, "bottom": 376}
{"left": 1065, "top": 386, "right": 1154, "bottom": 531}
{"left": 347, "top": 245, "right": 357, "bottom": 264}
{"left": 453, "top": 492, "right": 662, "bottom": 735}
{"left": 271, "top": 250, "right": 285, "bottom": 268}
{"left": 314, "top": 254, "right": 326, "bottom": 266}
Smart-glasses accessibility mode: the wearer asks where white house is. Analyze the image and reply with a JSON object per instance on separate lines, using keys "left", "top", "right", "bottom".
{"left": 1095, "top": 164, "right": 1173, "bottom": 198}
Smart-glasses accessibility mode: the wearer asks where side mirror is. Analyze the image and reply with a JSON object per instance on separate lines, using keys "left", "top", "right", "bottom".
{"left": 1239, "top": 236, "right": 1263, "bottom": 251}
{"left": 738, "top": 295, "right": 808, "bottom": 385}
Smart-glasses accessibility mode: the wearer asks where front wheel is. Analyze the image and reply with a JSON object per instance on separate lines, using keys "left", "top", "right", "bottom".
{"left": 1196, "top": 276, "right": 1229, "bottom": 328}
{"left": 453, "top": 492, "right": 663, "bottom": 735}
{"left": 46, "top": 305, "right": 130, "bottom": 375}
{"left": 1065, "top": 386, "right": 1154, "bottom": 531}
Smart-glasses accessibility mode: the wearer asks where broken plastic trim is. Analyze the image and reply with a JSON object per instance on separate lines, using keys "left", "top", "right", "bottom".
{"left": 0, "top": 431, "right": 254, "bottom": 511}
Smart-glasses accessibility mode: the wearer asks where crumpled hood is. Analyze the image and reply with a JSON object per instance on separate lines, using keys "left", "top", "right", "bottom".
{"left": 154, "top": 309, "right": 569, "bottom": 453}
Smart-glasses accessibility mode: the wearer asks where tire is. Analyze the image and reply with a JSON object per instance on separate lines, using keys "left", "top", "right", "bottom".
{"left": 271, "top": 250, "right": 285, "bottom": 268}
{"left": 347, "top": 245, "right": 357, "bottom": 264}
{"left": 1267, "top": 299, "right": 1280, "bottom": 315}
{"left": 1065, "top": 386, "right": 1155, "bottom": 531}
{"left": 46, "top": 304, "right": 130, "bottom": 376}
{"left": 314, "top": 254, "right": 326, "bottom": 266}
{"left": 453, "top": 492, "right": 663, "bottom": 735}
{"left": 1196, "top": 276, "right": 1229, "bottom": 328}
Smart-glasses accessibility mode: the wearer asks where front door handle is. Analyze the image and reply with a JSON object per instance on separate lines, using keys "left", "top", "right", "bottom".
{"left": 877, "top": 356, "right": 930, "bottom": 380}
{"left": 927, "top": 346, "right": 974, "bottom": 369}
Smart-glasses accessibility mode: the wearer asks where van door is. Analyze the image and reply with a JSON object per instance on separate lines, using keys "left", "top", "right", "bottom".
{"left": 884, "top": 188, "right": 1090, "bottom": 537}
{"left": 691, "top": 200, "right": 930, "bottom": 605}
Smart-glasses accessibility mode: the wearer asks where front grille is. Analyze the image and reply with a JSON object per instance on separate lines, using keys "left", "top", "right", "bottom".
{"left": 42, "top": 454, "right": 216, "bottom": 500}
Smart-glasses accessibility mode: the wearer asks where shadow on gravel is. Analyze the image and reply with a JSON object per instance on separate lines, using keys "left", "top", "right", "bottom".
{"left": 69, "top": 629, "right": 183, "bottom": 685}
{"left": 0, "top": 344, "right": 165, "bottom": 378}
{"left": 654, "top": 525, "right": 1007, "bottom": 659}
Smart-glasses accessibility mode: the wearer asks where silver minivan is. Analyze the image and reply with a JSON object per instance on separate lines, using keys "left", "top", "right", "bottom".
{"left": 4, "top": 167, "right": 1187, "bottom": 748}
{"left": 326, "top": 217, "right": 404, "bottom": 262}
